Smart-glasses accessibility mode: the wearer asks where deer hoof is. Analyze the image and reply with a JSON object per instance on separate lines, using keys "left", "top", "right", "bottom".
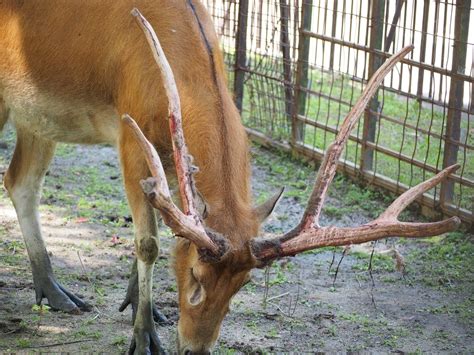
{"left": 34, "top": 279, "right": 91, "bottom": 314}
{"left": 129, "top": 327, "right": 166, "bottom": 355}
{"left": 119, "top": 289, "right": 169, "bottom": 326}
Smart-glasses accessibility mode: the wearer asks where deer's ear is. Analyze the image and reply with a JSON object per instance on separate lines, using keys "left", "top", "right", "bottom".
{"left": 188, "top": 283, "right": 205, "bottom": 305}
{"left": 254, "top": 187, "right": 284, "bottom": 223}
{"left": 188, "top": 268, "right": 206, "bottom": 306}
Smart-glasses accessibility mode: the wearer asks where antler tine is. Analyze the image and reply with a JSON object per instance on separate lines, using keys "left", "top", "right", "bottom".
{"left": 253, "top": 215, "right": 460, "bottom": 261}
{"left": 378, "top": 163, "right": 460, "bottom": 221}
{"left": 297, "top": 45, "right": 414, "bottom": 232}
{"left": 122, "top": 114, "right": 170, "bottom": 196}
{"left": 122, "top": 9, "right": 228, "bottom": 260}
{"left": 251, "top": 45, "right": 461, "bottom": 262}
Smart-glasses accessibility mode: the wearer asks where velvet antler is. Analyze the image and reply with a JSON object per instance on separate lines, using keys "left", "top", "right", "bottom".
{"left": 122, "top": 9, "right": 228, "bottom": 262}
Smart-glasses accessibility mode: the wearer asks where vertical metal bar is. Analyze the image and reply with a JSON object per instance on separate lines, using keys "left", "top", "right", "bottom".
{"left": 417, "top": 0, "right": 430, "bottom": 100}
{"left": 280, "top": 0, "right": 294, "bottom": 122}
{"left": 360, "top": 0, "right": 385, "bottom": 172}
{"left": 440, "top": 0, "right": 470, "bottom": 206}
{"left": 234, "top": 0, "right": 249, "bottom": 113}
{"left": 293, "top": 0, "right": 299, "bottom": 61}
{"left": 328, "top": 0, "right": 338, "bottom": 70}
{"left": 292, "top": 0, "right": 313, "bottom": 145}
{"left": 471, "top": 62, "right": 474, "bottom": 114}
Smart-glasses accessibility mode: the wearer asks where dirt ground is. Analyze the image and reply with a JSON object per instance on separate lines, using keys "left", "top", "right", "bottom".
{"left": 0, "top": 125, "right": 472, "bottom": 353}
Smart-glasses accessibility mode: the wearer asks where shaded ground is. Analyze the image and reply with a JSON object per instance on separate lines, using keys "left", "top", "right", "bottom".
{"left": 0, "top": 125, "right": 472, "bottom": 353}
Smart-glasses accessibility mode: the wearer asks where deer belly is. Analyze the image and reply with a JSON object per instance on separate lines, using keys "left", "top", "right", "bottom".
{"left": 3, "top": 85, "right": 119, "bottom": 145}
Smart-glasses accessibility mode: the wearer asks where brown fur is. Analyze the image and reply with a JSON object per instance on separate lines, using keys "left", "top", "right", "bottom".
{"left": 0, "top": 98, "right": 7, "bottom": 132}
{"left": 0, "top": 0, "right": 270, "bottom": 352}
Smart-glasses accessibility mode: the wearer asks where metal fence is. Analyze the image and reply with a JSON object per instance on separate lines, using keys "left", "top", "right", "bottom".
{"left": 203, "top": 0, "right": 473, "bottom": 225}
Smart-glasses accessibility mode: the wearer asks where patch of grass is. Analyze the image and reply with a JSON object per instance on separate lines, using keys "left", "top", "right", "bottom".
{"left": 407, "top": 232, "right": 474, "bottom": 288}
{"left": 350, "top": 251, "right": 396, "bottom": 273}
{"left": 382, "top": 334, "right": 399, "bottom": 348}
{"left": 267, "top": 262, "right": 290, "bottom": 286}
{"left": 339, "top": 312, "right": 372, "bottom": 326}
{"left": 4, "top": 240, "right": 25, "bottom": 253}
{"left": 322, "top": 205, "right": 354, "bottom": 219}
{"left": 266, "top": 327, "right": 280, "bottom": 339}
{"left": 420, "top": 298, "right": 473, "bottom": 326}
{"left": 166, "top": 284, "right": 177, "bottom": 292}
{"left": 243, "top": 280, "right": 257, "bottom": 293}
{"left": 73, "top": 326, "right": 103, "bottom": 340}
{"left": 214, "top": 346, "right": 238, "bottom": 354}
{"left": 16, "top": 339, "right": 31, "bottom": 348}
{"left": 2, "top": 253, "right": 25, "bottom": 267}
{"left": 380, "top": 275, "right": 399, "bottom": 283}
{"left": 326, "top": 324, "right": 337, "bottom": 337}
{"left": 31, "top": 304, "right": 50, "bottom": 314}
{"left": 339, "top": 312, "right": 388, "bottom": 328}
{"left": 245, "top": 320, "right": 258, "bottom": 331}
{"left": 112, "top": 335, "right": 127, "bottom": 347}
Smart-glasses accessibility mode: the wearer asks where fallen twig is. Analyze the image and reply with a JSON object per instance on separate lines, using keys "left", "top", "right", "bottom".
{"left": 15, "top": 338, "right": 94, "bottom": 349}
{"left": 266, "top": 291, "right": 290, "bottom": 303}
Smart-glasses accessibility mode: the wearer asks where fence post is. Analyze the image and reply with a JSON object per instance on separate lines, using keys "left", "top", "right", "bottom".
{"left": 280, "top": 0, "right": 294, "bottom": 122}
{"left": 440, "top": 0, "right": 471, "bottom": 208}
{"left": 360, "top": 0, "right": 385, "bottom": 172}
{"left": 292, "top": 0, "right": 313, "bottom": 145}
{"left": 234, "top": 0, "right": 249, "bottom": 113}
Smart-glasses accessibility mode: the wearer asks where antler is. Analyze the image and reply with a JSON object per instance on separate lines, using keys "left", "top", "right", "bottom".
{"left": 251, "top": 45, "right": 461, "bottom": 262}
{"left": 122, "top": 9, "right": 228, "bottom": 261}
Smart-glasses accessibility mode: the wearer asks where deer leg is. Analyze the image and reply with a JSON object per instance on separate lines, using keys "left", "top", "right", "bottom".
{"left": 4, "top": 129, "right": 90, "bottom": 313}
{"left": 119, "top": 134, "right": 166, "bottom": 354}
{"left": 119, "top": 258, "right": 168, "bottom": 325}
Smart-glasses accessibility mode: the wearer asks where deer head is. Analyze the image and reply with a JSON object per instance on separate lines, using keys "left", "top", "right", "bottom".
{"left": 125, "top": 9, "right": 460, "bottom": 354}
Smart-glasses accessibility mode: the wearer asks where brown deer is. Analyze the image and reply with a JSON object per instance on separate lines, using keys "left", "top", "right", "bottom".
{"left": 0, "top": 1, "right": 459, "bottom": 354}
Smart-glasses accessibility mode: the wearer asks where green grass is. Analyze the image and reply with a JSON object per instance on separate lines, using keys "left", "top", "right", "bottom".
{"left": 407, "top": 231, "right": 474, "bottom": 288}
{"left": 350, "top": 251, "right": 396, "bottom": 273}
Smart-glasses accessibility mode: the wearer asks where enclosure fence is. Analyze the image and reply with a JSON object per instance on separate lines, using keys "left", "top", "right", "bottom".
{"left": 203, "top": 0, "right": 473, "bottom": 225}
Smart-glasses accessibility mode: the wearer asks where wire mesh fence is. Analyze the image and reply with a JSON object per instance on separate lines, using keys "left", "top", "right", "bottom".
{"left": 203, "top": 0, "right": 473, "bottom": 225}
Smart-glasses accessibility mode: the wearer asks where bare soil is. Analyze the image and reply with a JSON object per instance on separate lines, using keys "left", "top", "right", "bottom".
{"left": 0, "top": 126, "right": 472, "bottom": 353}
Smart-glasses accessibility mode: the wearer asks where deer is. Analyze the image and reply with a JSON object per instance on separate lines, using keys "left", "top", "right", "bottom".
{"left": 0, "top": 0, "right": 460, "bottom": 354}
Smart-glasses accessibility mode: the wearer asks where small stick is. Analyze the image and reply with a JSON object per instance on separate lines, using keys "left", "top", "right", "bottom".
{"left": 266, "top": 291, "right": 290, "bottom": 302}
{"left": 77, "top": 251, "right": 93, "bottom": 285}
{"left": 24, "top": 339, "right": 94, "bottom": 349}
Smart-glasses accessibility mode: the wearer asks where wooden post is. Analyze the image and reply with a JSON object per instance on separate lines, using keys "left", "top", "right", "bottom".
{"left": 440, "top": 0, "right": 471, "bottom": 206}
{"left": 280, "top": 0, "right": 294, "bottom": 122}
{"left": 234, "top": 0, "right": 249, "bottom": 113}
{"left": 360, "top": 0, "right": 385, "bottom": 172}
{"left": 292, "top": 0, "right": 313, "bottom": 145}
